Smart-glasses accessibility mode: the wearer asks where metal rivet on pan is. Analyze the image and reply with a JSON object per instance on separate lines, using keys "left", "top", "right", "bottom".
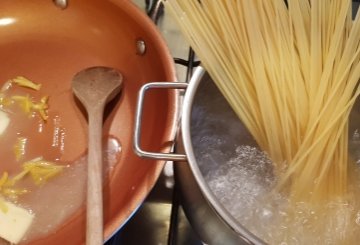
{"left": 136, "top": 39, "right": 146, "bottom": 56}
{"left": 53, "top": 0, "right": 68, "bottom": 9}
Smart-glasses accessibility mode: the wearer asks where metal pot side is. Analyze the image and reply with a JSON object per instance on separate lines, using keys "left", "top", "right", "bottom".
{"left": 177, "top": 67, "right": 265, "bottom": 245}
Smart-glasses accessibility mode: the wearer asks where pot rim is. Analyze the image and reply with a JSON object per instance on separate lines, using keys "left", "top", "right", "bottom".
{"left": 181, "top": 66, "right": 265, "bottom": 245}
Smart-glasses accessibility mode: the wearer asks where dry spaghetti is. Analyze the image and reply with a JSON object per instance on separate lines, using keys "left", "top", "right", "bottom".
{"left": 164, "top": 0, "right": 360, "bottom": 243}
{"left": 164, "top": 0, "right": 360, "bottom": 201}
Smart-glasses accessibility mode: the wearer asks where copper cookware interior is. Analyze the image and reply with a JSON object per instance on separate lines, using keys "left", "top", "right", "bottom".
{"left": 0, "top": 0, "right": 177, "bottom": 244}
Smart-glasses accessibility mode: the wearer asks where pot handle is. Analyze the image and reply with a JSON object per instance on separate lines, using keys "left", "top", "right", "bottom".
{"left": 134, "top": 82, "right": 188, "bottom": 161}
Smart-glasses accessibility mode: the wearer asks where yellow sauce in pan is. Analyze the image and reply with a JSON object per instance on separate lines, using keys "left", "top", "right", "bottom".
{"left": 0, "top": 78, "right": 121, "bottom": 244}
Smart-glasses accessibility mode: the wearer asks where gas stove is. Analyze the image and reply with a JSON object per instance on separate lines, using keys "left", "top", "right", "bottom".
{"left": 106, "top": 1, "right": 360, "bottom": 245}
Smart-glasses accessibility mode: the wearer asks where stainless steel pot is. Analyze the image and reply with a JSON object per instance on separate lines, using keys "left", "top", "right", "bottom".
{"left": 134, "top": 65, "right": 360, "bottom": 245}
{"left": 134, "top": 67, "right": 264, "bottom": 245}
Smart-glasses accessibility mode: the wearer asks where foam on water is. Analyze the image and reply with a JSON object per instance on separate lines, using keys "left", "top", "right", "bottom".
{"left": 194, "top": 127, "right": 360, "bottom": 244}
{"left": 206, "top": 146, "right": 274, "bottom": 222}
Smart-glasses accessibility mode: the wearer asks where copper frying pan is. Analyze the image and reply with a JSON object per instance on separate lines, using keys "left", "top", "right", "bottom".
{"left": 0, "top": 0, "right": 178, "bottom": 244}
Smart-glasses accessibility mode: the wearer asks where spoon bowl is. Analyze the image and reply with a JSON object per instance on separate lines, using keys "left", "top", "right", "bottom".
{"left": 72, "top": 67, "right": 123, "bottom": 110}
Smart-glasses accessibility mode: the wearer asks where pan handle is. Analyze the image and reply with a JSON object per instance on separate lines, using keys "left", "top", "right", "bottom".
{"left": 134, "top": 82, "right": 188, "bottom": 161}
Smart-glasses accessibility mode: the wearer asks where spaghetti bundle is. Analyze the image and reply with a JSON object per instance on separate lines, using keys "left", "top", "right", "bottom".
{"left": 163, "top": 0, "right": 360, "bottom": 203}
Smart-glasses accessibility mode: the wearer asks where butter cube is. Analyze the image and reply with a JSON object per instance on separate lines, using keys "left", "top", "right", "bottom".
{"left": 0, "top": 201, "right": 34, "bottom": 244}
{"left": 0, "top": 110, "right": 9, "bottom": 135}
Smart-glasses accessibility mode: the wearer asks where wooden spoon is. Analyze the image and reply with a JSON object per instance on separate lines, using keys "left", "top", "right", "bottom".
{"left": 71, "top": 67, "right": 123, "bottom": 245}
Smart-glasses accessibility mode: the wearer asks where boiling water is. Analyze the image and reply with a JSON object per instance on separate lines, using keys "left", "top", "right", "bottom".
{"left": 204, "top": 143, "right": 360, "bottom": 244}
{"left": 191, "top": 75, "right": 360, "bottom": 244}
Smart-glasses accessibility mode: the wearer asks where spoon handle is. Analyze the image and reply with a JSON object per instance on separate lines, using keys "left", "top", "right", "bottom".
{"left": 86, "top": 106, "right": 104, "bottom": 245}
